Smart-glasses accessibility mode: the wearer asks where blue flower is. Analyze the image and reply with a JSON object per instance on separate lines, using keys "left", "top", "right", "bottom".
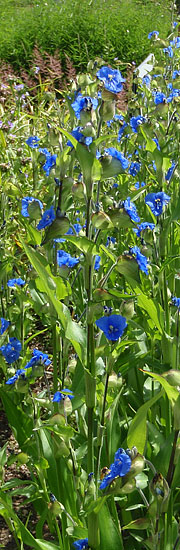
{"left": 163, "top": 46, "right": 173, "bottom": 58}
{"left": 133, "top": 222, "right": 155, "bottom": 237}
{"left": 21, "top": 196, "right": 43, "bottom": 218}
{"left": 57, "top": 250, "right": 79, "bottom": 268}
{"left": 26, "top": 136, "right": 40, "bottom": 148}
{"left": 105, "top": 148, "right": 129, "bottom": 170}
{"left": 130, "top": 116, "right": 145, "bottom": 133}
{"left": 123, "top": 197, "right": 140, "bottom": 223}
{"left": 172, "top": 296, "right": 180, "bottom": 308}
{"left": 153, "top": 138, "right": 160, "bottom": 151}
{"left": 129, "top": 246, "right": 149, "bottom": 275}
{"left": 95, "top": 314, "right": 127, "bottom": 341}
{"left": 148, "top": 31, "right": 159, "bottom": 39}
{"left": 145, "top": 192, "right": 170, "bottom": 216}
{"left": 154, "top": 92, "right": 166, "bottom": 105}
{"left": 117, "top": 120, "right": 128, "bottom": 142}
{"left": 53, "top": 388, "right": 74, "bottom": 402}
{"left": 129, "top": 162, "right": 141, "bottom": 177}
{"left": 38, "top": 148, "right": 57, "bottom": 176}
{"left": 165, "top": 161, "right": 176, "bottom": 181}
{"left": 100, "top": 448, "right": 131, "bottom": 490}
{"left": 25, "top": 349, "right": 51, "bottom": 369}
{"left": 94, "top": 255, "right": 101, "bottom": 271}
{"left": 6, "top": 368, "right": 26, "bottom": 385}
{"left": 71, "top": 94, "right": 98, "bottom": 119}
{"left": 172, "top": 70, "right": 180, "bottom": 79}
{"left": 37, "top": 206, "right": 55, "bottom": 230}
{"left": 73, "top": 538, "right": 88, "bottom": 550}
{"left": 142, "top": 75, "right": 151, "bottom": 87}
{"left": 96, "top": 66, "right": 125, "bottom": 94}
{"left": 1, "top": 338, "right": 22, "bottom": 364}
{"left": 67, "top": 127, "right": 92, "bottom": 147}
{"left": 0, "top": 318, "right": 10, "bottom": 335}
{"left": 105, "top": 236, "right": 116, "bottom": 247}
{"left": 134, "top": 181, "right": 146, "bottom": 189}
{"left": 173, "top": 21, "right": 178, "bottom": 28}
{"left": 170, "top": 37, "right": 180, "bottom": 48}
{"left": 7, "top": 278, "right": 25, "bottom": 287}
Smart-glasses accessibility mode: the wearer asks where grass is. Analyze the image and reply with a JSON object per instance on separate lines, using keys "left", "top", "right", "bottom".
{"left": 0, "top": 0, "right": 172, "bottom": 73}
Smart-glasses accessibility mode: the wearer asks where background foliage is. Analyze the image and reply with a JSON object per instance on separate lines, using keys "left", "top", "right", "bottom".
{"left": 0, "top": 0, "right": 172, "bottom": 73}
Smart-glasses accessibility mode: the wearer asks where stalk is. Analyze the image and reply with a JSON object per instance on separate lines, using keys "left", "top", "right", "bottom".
{"left": 96, "top": 372, "right": 109, "bottom": 484}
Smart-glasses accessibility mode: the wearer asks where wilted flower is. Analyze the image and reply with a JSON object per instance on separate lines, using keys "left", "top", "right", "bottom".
{"left": 153, "top": 137, "right": 160, "bottom": 150}
{"left": 1, "top": 338, "right": 22, "bottom": 364}
{"left": 130, "top": 116, "right": 146, "bottom": 133}
{"left": 37, "top": 206, "right": 55, "bottom": 230}
{"left": 21, "top": 196, "right": 43, "bottom": 218}
{"left": 57, "top": 250, "right": 79, "bottom": 268}
{"left": 26, "top": 136, "right": 40, "bottom": 148}
{"left": 123, "top": 197, "right": 140, "bottom": 223}
{"left": 7, "top": 278, "right": 25, "bottom": 287}
{"left": 96, "top": 66, "right": 125, "bottom": 94}
{"left": 133, "top": 222, "right": 155, "bottom": 238}
{"left": 71, "top": 94, "right": 98, "bottom": 119}
{"left": 100, "top": 447, "right": 132, "bottom": 490}
{"left": 53, "top": 388, "right": 74, "bottom": 402}
{"left": 129, "top": 246, "right": 149, "bottom": 275}
{"left": 0, "top": 318, "right": 10, "bottom": 335}
{"left": 148, "top": 31, "right": 159, "bottom": 39}
{"left": 105, "top": 147, "right": 129, "bottom": 170}
{"left": 6, "top": 368, "right": 26, "bottom": 385}
{"left": 73, "top": 538, "right": 88, "bottom": 550}
{"left": 95, "top": 314, "right": 127, "bottom": 341}
{"left": 145, "top": 192, "right": 170, "bottom": 216}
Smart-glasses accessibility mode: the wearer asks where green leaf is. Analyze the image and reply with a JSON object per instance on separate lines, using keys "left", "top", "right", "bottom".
{"left": 98, "top": 503, "right": 123, "bottom": 550}
{"left": 65, "top": 319, "right": 86, "bottom": 363}
{"left": 19, "top": 238, "right": 67, "bottom": 328}
{"left": 59, "top": 127, "right": 102, "bottom": 189}
{"left": 136, "top": 292, "right": 164, "bottom": 333}
{"left": 127, "top": 390, "right": 164, "bottom": 454}
{"left": 63, "top": 235, "right": 98, "bottom": 255}
{"left": 123, "top": 518, "right": 151, "bottom": 530}
{"left": 143, "top": 371, "right": 179, "bottom": 404}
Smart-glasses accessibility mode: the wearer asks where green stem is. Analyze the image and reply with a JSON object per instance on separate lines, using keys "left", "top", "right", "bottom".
{"left": 96, "top": 372, "right": 109, "bottom": 484}
{"left": 52, "top": 324, "right": 58, "bottom": 394}
{"left": 176, "top": 309, "right": 179, "bottom": 370}
{"left": 166, "top": 429, "right": 179, "bottom": 487}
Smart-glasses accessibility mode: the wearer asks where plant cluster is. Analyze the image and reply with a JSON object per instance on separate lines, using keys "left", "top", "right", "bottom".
{"left": 0, "top": 12, "right": 180, "bottom": 550}
{"left": 0, "top": 0, "right": 172, "bottom": 74}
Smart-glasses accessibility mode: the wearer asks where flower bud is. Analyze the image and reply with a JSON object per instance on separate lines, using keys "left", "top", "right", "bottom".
{"left": 28, "top": 199, "right": 42, "bottom": 220}
{"left": 108, "top": 372, "right": 123, "bottom": 389}
{"left": 41, "top": 215, "right": 70, "bottom": 245}
{"left": 72, "top": 181, "right": 85, "bottom": 199}
{"left": 91, "top": 211, "right": 113, "bottom": 229}
{"left": 82, "top": 123, "right": 96, "bottom": 138}
{"left": 101, "top": 156, "right": 124, "bottom": 178}
{"left": 163, "top": 370, "right": 180, "bottom": 386}
{"left": 100, "top": 99, "right": 116, "bottom": 120}
{"left": 120, "top": 300, "right": 135, "bottom": 319}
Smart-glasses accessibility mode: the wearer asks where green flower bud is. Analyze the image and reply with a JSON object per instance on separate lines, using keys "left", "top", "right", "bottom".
{"left": 72, "top": 181, "right": 85, "bottom": 199}
{"left": 163, "top": 370, "right": 180, "bottom": 386}
{"left": 101, "top": 156, "right": 125, "bottom": 178}
{"left": 83, "top": 122, "right": 96, "bottom": 138}
{"left": 28, "top": 200, "right": 42, "bottom": 220}
{"left": 41, "top": 215, "right": 70, "bottom": 245}
{"left": 91, "top": 211, "right": 113, "bottom": 229}
{"left": 120, "top": 300, "right": 135, "bottom": 320}
{"left": 100, "top": 99, "right": 116, "bottom": 120}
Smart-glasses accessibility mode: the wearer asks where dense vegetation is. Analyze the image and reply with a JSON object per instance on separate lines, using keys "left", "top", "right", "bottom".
{"left": 0, "top": 0, "right": 172, "bottom": 73}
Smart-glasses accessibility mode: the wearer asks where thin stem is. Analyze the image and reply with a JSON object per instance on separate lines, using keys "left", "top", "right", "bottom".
{"left": 52, "top": 324, "right": 58, "bottom": 394}
{"left": 96, "top": 372, "right": 109, "bottom": 483}
{"left": 166, "top": 429, "right": 179, "bottom": 487}
{"left": 176, "top": 309, "right": 179, "bottom": 370}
